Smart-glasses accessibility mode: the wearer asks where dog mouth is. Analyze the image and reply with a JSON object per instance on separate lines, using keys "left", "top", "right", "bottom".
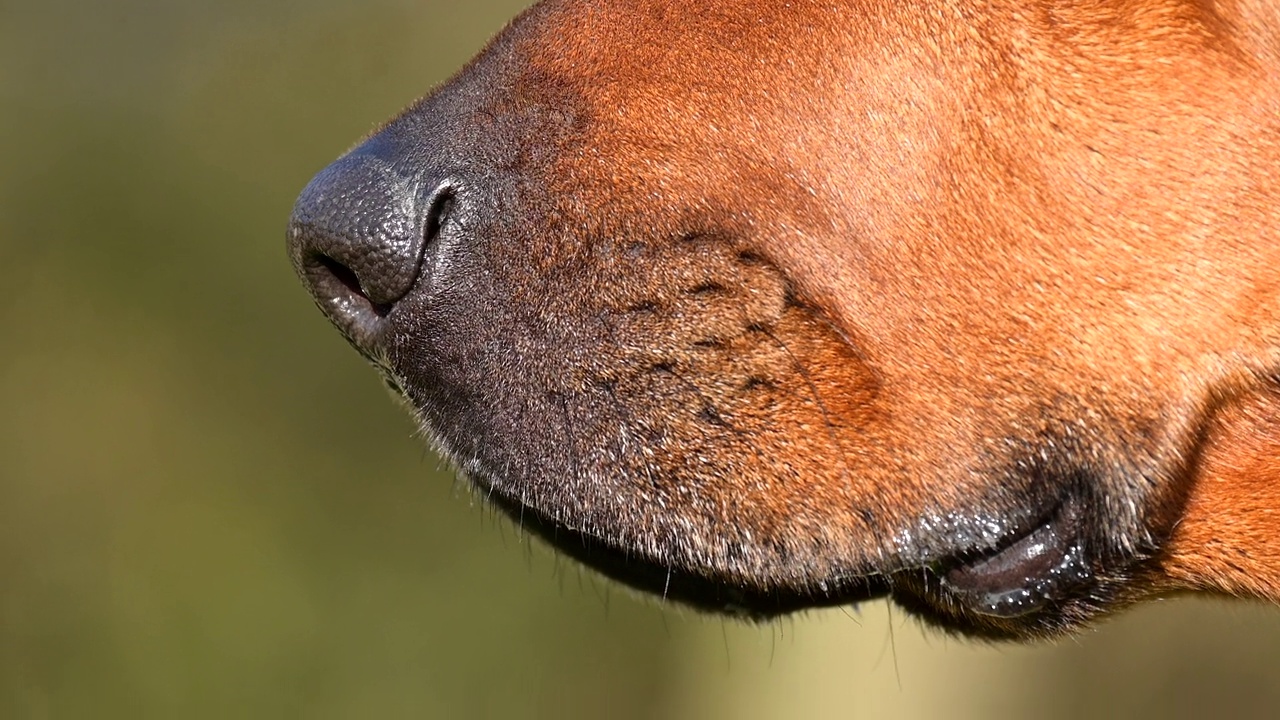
{"left": 292, "top": 173, "right": 1106, "bottom": 635}
{"left": 481, "top": 486, "right": 896, "bottom": 617}
{"left": 479, "top": 461, "right": 1095, "bottom": 631}
{"left": 884, "top": 495, "right": 1099, "bottom": 636}
{"left": 934, "top": 498, "right": 1092, "bottom": 618}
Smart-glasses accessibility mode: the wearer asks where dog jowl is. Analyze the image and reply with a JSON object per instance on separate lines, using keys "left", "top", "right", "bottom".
{"left": 287, "top": 0, "right": 1280, "bottom": 640}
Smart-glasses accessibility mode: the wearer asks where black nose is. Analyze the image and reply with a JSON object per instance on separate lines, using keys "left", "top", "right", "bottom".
{"left": 287, "top": 145, "right": 451, "bottom": 349}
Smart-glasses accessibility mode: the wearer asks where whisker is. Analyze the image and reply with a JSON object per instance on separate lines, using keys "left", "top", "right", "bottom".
{"left": 757, "top": 324, "right": 853, "bottom": 483}
{"left": 757, "top": 322, "right": 900, "bottom": 569}
{"left": 551, "top": 390, "right": 586, "bottom": 494}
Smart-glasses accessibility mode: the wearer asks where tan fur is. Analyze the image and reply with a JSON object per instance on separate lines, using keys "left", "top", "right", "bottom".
{"left": 515, "top": 0, "right": 1280, "bottom": 602}
{"left": 290, "top": 0, "right": 1280, "bottom": 638}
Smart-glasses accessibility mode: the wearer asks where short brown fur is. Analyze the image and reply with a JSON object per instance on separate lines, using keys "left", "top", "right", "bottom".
{"left": 289, "top": 0, "right": 1280, "bottom": 639}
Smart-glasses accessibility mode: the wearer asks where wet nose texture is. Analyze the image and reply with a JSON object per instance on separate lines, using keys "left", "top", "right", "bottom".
{"left": 287, "top": 151, "right": 450, "bottom": 350}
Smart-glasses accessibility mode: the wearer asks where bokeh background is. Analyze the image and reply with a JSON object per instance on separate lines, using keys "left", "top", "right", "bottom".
{"left": 5, "top": 1, "right": 1280, "bottom": 717}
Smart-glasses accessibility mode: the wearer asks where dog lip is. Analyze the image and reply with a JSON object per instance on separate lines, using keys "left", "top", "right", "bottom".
{"left": 477, "top": 484, "right": 893, "bottom": 617}
{"left": 939, "top": 500, "right": 1092, "bottom": 618}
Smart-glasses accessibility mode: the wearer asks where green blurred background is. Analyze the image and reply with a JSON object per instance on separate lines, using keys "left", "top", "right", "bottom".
{"left": 4, "top": 1, "right": 1280, "bottom": 717}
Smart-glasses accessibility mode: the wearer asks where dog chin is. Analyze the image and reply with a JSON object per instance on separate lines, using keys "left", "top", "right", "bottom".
{"left": 434, "top": 435, "right": 1111, "bottom": 639}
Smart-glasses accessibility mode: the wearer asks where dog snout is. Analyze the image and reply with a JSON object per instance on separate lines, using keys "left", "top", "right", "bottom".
{"left": 287, "top": 144, "right": 453, "bottom": 350}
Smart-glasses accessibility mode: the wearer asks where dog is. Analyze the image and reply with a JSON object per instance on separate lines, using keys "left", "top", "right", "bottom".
{"left": 286, "top": 0, "right": 1280, "bottom": 640}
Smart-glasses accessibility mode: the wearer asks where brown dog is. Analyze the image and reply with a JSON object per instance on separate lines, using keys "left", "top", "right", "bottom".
{"left": 286, "top": 0, "right": 1280, "bottom": 640}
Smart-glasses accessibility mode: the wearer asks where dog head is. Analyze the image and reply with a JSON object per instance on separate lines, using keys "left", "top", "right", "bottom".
{"left": 287, "top": 0, "right": 1280, "bottom": 640}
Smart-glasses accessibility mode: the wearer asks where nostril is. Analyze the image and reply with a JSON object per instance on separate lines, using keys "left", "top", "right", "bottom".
{"left": 308, "top": 252, "right": 394, "bottom": 318}
{"left": 423, "top": 188, "right": 454, "bottom": 256}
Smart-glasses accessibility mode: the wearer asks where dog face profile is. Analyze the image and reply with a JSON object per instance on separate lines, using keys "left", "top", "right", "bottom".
{"left": 287, "top": 0, "right": 1280, "bottom": 640}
